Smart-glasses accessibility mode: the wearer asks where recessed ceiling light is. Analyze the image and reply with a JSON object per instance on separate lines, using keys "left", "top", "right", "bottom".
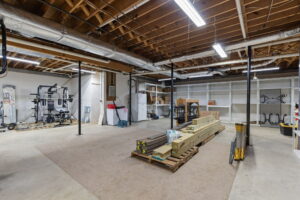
{"left": 174, "top": 0, "right": 206, "bottom": 27}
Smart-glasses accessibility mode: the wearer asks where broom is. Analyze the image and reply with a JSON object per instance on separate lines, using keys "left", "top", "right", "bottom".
{"left": 113, "top": 100, "right": 127, "bottom": 128}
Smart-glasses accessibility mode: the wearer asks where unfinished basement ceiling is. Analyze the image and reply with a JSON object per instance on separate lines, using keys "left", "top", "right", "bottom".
{"left": 1, "top": 0, "right": 300, "bottom": 77}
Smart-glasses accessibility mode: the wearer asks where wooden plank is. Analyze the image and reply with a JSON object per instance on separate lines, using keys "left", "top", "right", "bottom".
{"left": 5, "top": 39, "right": 133, "bottom": 72}
{"left": 131, "top": 146, "right": 199, "bottom": 172}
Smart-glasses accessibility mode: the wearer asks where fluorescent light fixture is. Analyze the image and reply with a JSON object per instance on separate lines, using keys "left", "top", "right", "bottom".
{"left": 158, "top": 78, "right": 176, "bottom": 81}
{"left": 242, "top": 67, "right": 279, "bottom": 73}
{"left": 189, "top": 74, "right": 212, "bottom": 78}
{"left": 174, "top": 0, "right": 206, "bottom": 27}
{"left": 0, "top": 55, "right": 40, "bottom": 65}
{"left": 213, "top": 43, "right": 227, "bottom": 58}
{"left": 72, "top": 68, "right": 96, "bottom": 74}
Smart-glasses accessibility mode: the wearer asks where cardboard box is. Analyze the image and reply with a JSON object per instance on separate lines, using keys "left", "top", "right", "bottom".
{"left": 164, "top": 96, "right": 170, "bottom": 104}
{"left": 163, "top": 88, "right": 175, "bottom": 92}
{"left": 208, "top": 100, "right": 216, "bottom": 105}
{"left": 157, "top": 87, "right": 163, "bottom": 92}
{"left": 149, "top": 86, "right": 156, "bottom": 91}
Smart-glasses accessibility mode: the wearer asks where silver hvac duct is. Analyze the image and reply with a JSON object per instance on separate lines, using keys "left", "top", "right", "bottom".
{"left": 183, "top": 59, "right": 276, "bottom": 77}
{"left": 155, "top": 27, "right": 300, "bottom": 66}
{"left": 0, "top": 2, "right": 183, "bottom": 78}
{"left": 134, "top": 53, "right": 298, "bottom": 76}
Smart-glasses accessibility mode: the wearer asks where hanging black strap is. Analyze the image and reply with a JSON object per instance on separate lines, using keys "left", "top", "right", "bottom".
{"left": 0, "top": 19, "right": 7, "bottom": 75}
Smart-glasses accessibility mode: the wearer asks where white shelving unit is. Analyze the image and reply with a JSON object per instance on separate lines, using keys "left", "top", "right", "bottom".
{"left": 173, "top": 76, "right": 297, "bottom": 124}
{"left": 144, "top": 83, "right": 170, "bottom": 117}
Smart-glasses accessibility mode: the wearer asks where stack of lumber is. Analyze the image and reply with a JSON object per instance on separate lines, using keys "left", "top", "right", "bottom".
{"left": 199, "top": 111, "right": 220, "bottom": 120}
{"left": 136, "top": 133, "right": 168, "bottom": 155}
{"left": 152, "top": 144, "right": 172, "bottom": 160}
{"left": 171, "top": 133, "right": 195, "bottom": 158}
{"left": 171, "top": 115, "right": 225, "bottom": 158}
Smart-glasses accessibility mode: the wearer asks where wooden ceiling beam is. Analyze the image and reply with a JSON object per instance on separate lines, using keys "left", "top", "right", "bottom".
{"left": 97, "top": 0, "right": 148, "bottom": 28}
{"left": 120, "top": 0, "right": 241, "bottom": 44}
{"left": 61, "top": 0, "right": 85, "bottom": 23}
{"left": 104, "top": 0, "right": 170, "bottom": 33}
{"left": 3, "top": 39, "right": 133, "bottom": 72}
{"left": 131, "top": 17, "right": 240, "bottom": 52}
{"left": 7, "top": 52, "right": 17, "bottom": 66}
{"left": 123, "top": 0, "right": 283, "bottom": 49}
{"left": 81, "top": 0, "right": 168, "bottom": 57}
{"left": 132, "top": 0, "right": 299, "bottom": 53}
{"left": 41, "top": 0, "right": 56, "bottom": 18}
{"left": 72, "top": 0, "right": 114, "bottom": 29}
{"left": 146, "top": 6, "right": 300, "bottom": 53}
{"left": 155, "top": 22, "right": 300, "bottom": 61}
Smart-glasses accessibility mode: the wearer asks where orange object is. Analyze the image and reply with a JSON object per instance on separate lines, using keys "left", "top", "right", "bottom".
{"left": 208, "top": 100, "right": 216, "bottom": 105}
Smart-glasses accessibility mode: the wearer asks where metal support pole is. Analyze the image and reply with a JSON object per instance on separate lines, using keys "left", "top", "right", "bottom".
{"left": 129, "top": 72, "right": 132, "bottom": 126}
{"left": 298, "top": 50, "right": 300, "bottom": 134}
{"left": 246, "top": 46, "right": 252, "bottom": 146}
{"left": 171, "top": 63, "right": 174, "bottom": 129}
{"left": 78, "top": 61, "right": 82, "bottom": 136}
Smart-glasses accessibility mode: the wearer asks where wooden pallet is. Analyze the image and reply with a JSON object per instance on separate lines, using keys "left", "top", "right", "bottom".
{"left": 131, "top": 146, "right": 199, "bottom": 172}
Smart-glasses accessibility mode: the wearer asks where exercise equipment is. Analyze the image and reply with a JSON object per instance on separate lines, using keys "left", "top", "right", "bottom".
{"left": 30, "top": 84, "right": 73, "bottom": 125}
{"left": 175, "top": 98, "right": 200, "bottom": 125}
{"left": 0, "top": 85, "right": 17, "bottom": 130}
{"left": 260, "top": 94, "right": 287, "bottom": 104}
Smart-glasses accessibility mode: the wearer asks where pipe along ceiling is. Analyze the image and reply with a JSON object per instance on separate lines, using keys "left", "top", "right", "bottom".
{"left": 0, "top": 2, "right": 299, "bottom": 79}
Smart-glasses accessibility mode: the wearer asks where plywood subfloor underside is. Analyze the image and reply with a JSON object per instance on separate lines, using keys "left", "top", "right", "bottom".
{"left": 0, "top": 120, "right": 237, "bottom": 200}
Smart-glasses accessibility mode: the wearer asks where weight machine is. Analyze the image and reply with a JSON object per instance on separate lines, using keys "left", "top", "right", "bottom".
{"left": 0, "top": 85, "right": 17, "bottom": 130}
{"left": 175, "top": 98, "right": 200, "bottom": 125}
{"left": 30, "top": 84, "right": 73, "bottom": 125}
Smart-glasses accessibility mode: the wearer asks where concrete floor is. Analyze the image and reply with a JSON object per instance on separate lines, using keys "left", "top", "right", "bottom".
{"left": 229, "top": 125, "right": 300, "bottom": 200}
{"left": 0, "top": 119, "right": 299, "bottom": 200}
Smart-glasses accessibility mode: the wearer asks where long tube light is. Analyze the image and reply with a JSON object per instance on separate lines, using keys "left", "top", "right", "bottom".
{"left": 72, "top": 68, "right": 96, "bottom": 74}
{"left": 242, "top": 67, "right": 279, "bottom": 73}
{"left": 189, "top": 74, "right": 212, "bottom": 78}
{"left": 174, "top": 0, "right": 206, "bottom": 27}
{"left": 0, "top": 55, "right": 40, "bottom": 65}
{"left": 158, "top": 78, "right": 176, "bottom": 81}
{"left": 213, "top": 43, "right": 227, "bottom": 58}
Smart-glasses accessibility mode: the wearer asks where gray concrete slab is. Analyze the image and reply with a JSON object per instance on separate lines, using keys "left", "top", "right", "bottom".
{"left": 0, "top": 120, "right": 237, "bottom": 200}
{"left": 229, "top": 125, "right": 300, "bottom": 200}
{"left": 2, "top": 120, "right": 298, "bottom": 200}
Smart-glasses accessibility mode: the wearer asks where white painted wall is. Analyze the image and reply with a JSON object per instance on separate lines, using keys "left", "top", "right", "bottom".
{"left": 70, "top": 73, "right": 104, "bottom": 123}
{"left": 115, "top": 73, "right": 129, "bottom": 107}
{"left": 0, "top": 71, "right": 72, "bottom": 123}
{"left": 0, "top": 71, "right": 134, "bottom": 125}
{"left": 0, "top": 71, "right": 106, "bottom": 124}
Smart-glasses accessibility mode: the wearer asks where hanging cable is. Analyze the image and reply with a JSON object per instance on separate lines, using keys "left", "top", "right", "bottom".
{"left": 0, "top": 19, "right": 7, "bottom": 75}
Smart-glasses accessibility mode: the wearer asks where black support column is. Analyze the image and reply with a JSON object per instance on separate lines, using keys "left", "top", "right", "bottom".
{"left": 246, "top": 46, "right": 252, "bottom": 146}
{"left": 129, "top": 72, "right": 132, "bottom": 126}
{"left": 298, "top": 50, "right": 300, "bottom": 131}
{"left": 78, "top": 61, "right": 82, "bottom": 136}
{"left": 171, "top": 63, "right": 174, "bottom": 129}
